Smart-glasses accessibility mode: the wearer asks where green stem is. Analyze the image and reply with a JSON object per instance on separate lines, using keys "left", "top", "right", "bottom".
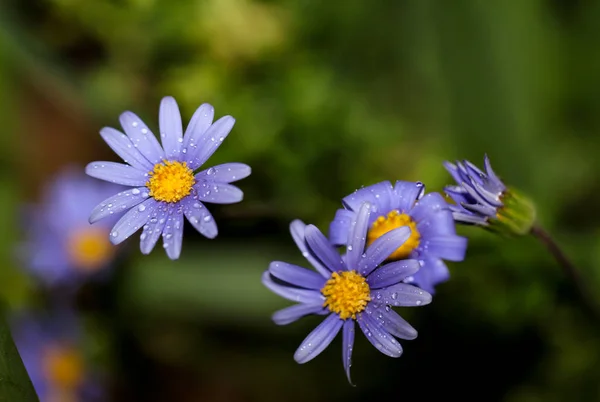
{"left": 530, "top": 223, "right": 600, "bottom": 321}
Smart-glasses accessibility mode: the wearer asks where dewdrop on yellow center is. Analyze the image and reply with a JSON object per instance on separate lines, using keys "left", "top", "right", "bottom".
{"left": 367, "top": 210, "right": 420, "bottom": 260}
{"left": 321, "top": 271, "right": 371, "bottom": 320}
{"left": 146, "top": 160, "right": 195, "bottom": 203}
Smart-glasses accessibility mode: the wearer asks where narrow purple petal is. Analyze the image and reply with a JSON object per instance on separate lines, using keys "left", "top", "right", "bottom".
{"left": 443, "top": 161, "right": 463, "bottom": 184}
{"left": 357, "top": 313, "right": 403, "bottom": 358}
{"left": 462, "top": 181, "right": 494, "bottom": 207}
{"left": 462, "top": 202, "right": 496, "bottom": 216}
{"left": 484, "top": 155, "right": 505, "bottom": 192}
{"left": 366, "top": 259, "right": 420, "bottom": 289}
{"left": 370, "top": 283, "right": 432, "bottom": 307}
{"left": 86, "top": 162, "right": 148, "bottom": 186}
{"left": 109, "top": 198, "right": 158, "bottom": 245}
{"left": 346, "top": 202, "right": 371, "bottom": 270}
{"left": 392, "top": 181, "right": 425, "bottom": 212}
{"left": 272, "top": 303, "right": 327, "bottom": 326}
{"left": 89, "top": 187, "right": 149, "bottom": 223}
{"left": 358, "top": 226, "right": 411, "bottom": 276}
{"left": 182, "top": 198, "right": 218, "bottom": 239}
{"left": 305, "top": 225, "right": 345, "bottom": 273}
{"left": 159, "top": 96, "right": 183, "bottom": 159}
{"left": 182, "top": 103, "right": 215, "bottom": 167}
{"left": 328, "top": 208, "right": 354, "bottom": 246}
{"left": 409, "top": 192, "right": 450, "bottom": 223}
{"left": 162, "top": 209, "right": 184, "bottom": 260}
{"left": 290, "top": 220, "right": 330, "bottom": 278}
{"left": 452, "top": 211, "right": 488, "bottom": 225}
{"left": 269, "top": 261, "right": 327, "bottom": 289}
{"left": 119, "top": 111, "right": 165, "bottom": 165}
{"left": 469, "top": 178, "right": 503, "bottom": 207}
{"left": 342, "top": 181, "right": 395, "bottom": 215}
{"left": 195, "top": 163, "right": 251, "bottom": 183}
{"left": 415, "top": 209, "right": 456, "bottom": 238}
{"left": 409, "top": 257, "right": 450, "bottom": 294}
{"left": 294, "top": 314, "right": 342, "bottom": 364}
{"left": 422, "top": 235, "right": 468, "bottom": 261}
{"left": 366, "top": 304, "right": 417, "bottom": 340}
{"left": 186, "top": 116, "right": 235, "bottom": 170}
{"left": 342, "top": 319, "right": 355, "bottom": 385}
{"left": 140, "top": 208, "right": 168, "bottom": 254}
{"left": 262, "top": 272, "right": 324, "bottom": 304}
{"left": 194, "top": 181, "right": 243, "bottom": 204}
{"left": 99, "top": 127, "right": 154, "bottom": 171}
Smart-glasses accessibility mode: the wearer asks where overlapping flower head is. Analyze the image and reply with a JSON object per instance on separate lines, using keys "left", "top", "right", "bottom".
{"left": 329, "top": 181, "right": 467, "bottom": 294}
{"left": 22, "top": 168, "right": 121, "bottom": 288}
{"left": 86, "top": 96, "right": 251, "bottom": 259}
{"left": 10, "top": 309, "right": 102, "bottom": 402}
{"left": 262, "top": 202, "right": 431, "bottom": 383}
{"left": 444, "top": 155, "right": 535, "bottom": 235}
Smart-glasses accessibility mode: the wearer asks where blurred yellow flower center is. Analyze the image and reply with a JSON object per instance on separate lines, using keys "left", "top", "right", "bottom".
{"left": 367, "top": 210, "right": 420, "bottom": 260}
{"left": 147, "top": 160, "right": 195, "bottom": 203}
{"left": 321, "top": 271, "right": 370, "bottom": 320}
{"left": 43, "top": 345, "right": 84, "bottom": 392}
{"left": 67, "top": 227, "right": 114, "bottom": 271}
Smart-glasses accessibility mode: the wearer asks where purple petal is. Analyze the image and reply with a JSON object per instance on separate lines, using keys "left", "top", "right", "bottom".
{"left": 182, "top": 198, "right": 218, "bottom": 239}
{"left": 119, "top": 111, "right": 165, "bottom": 164}
{"left": 346, "top": 202, "right": 371, "bottom": 270}
{"left": 140, "top": 209, "right": 168, "bottom": 254}
{"left": 86, "top": 162, "right": 148, "bottom": 186}
{"left": 109, "top": 198, "right": 158, "bottom": 245}
{"left": 99, "top": 127, "right": 154, "bottom": 171}
{"left": 193, "top": 181, "right": 243, "bottom": 204}
{"left": 409, "top": 192, "right": 450, "bottom": 222}
{"left": 262, "top": 272, "right": 324, "bottom": 304}
{"left": 370, "top": 283, "right": 432, "bottom": 307}
{"left": 422, "top": 235, "right": 467, "bottom": 261}
{"left": 89, "top": 187, "right": 149, "bottom": 223}
{"left": 452, "top": 211, "right": 488, "bottom": 225}
{"left": 162, "top": 209, "right": 185, "bottom": 260}
{"left": 366, "top": 304, "right": 417, "bottom": 340}
{"left": 329, "top": 208, "right": 354, "bottom": 246}
{"left": 269, "top": 261, "right": 327, "bottom": 289}
{"left": 443, "top": 161, "right": 463, "bottom": 184}
{"left": 186, "top": 116, "right": 235, "bottom": 170}
{"left": 357, "top": 313, "right": 403, "bottom": 358}
{"left": 182, "top": 103, "right": 215, "bottom": 167}
{"left": 342, "top": 181, "right": 395, "bottom": 215}
{"left": 294, "top": 314, "right": 342, "bottom": 364}
{"left": 409, "top": 257, "right": 450, "bottom": 294}
{"left": 461, "top": 202, "right": 496, "bottom": 216}
{"left": 195, "top": 163, "right": 251, "bottom": 183}
{"left": 392, "top": 181, "right": 426, "bottom": 212}
{"left": 462, "top": 181, "right": 494, "bottom": 207}
{"left": 484, "top": 155, "right": 505, "bottom": 192}
{"left": 159, "top": 96, "right": 183, "bottom": 159}
{"left": 358, "top": 226, "right": 411, "bottom": 276}
{"left": 272, "top": 303, "right": 327, "bottom": 326}
{"left": 305, "top": 225, "right": 345, "bottom": 273}
{"left": 290, "top": 220, "right": 330, "bottom": 277}
{"left": 469, "top": 178, "right": 503, "bottom": 207}
{"left": 415, "top": 209, "right": 456, "bottom": 238}
{"left": 342, "top": 319, "right": 355, "bottom": 385}
{"left": 366, "top": 259, "right": 420, "bottom": 289}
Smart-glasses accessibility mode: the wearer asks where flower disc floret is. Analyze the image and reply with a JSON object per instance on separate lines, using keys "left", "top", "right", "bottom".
{"left": 367, "top": 210, "right": 420, "bottom": 260}
{"left": 321, "top": 271, "right": 371, "bottom": 320}
{"left": 146, "top": 160, "right": 195, "bottom": 203}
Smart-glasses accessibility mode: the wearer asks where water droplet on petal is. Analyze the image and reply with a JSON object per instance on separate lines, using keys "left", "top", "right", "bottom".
{"left": 138, "top": 204, "right": 146, "bottom": 212}
{"left": 111, "top": 231, "right": 118, "bottom": 238}
{"left": 132, "top": 188, "right": 140, "bottom": 195}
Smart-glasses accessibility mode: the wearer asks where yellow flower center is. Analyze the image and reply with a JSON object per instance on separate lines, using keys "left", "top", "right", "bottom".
{"left": 146, "top": 160, "right": 195, "bottom": 203}
{"left": 67, "top": 227, "right": 114, "bottom": 271}
{"left": 321, "top": 271, "right": 371, "bottom": 320}
{"left": 367, "top": 210, "right": 420, "bottom": 260}
{"left": 43, "top": 345, "right": 84, "bottom": 392}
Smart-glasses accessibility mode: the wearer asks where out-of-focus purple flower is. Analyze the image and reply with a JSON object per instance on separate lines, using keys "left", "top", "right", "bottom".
{"left": 444, "top": 155, "right": 536, "bottom": 235}
{"left": 86, "top": 96, "right": 251, "bottom": 260}
{"left": 328, "top": 181, "right": 467, "bottom": 294}
{"left": 10, "top": 309, "right": 103, "bottom": 402}
{"left": 22, "top": 168, "right": 122, "bottom": 288}
{"left": 262, "top": 203, "right": 431, "bottom": 384}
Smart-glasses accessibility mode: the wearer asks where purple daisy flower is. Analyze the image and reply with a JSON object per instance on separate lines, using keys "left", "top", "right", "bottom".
{"left": 328, "top": 181, "right": 467, "bottom": 294}
{"left": 10, "top": 308, "right": 104, "bottom": 402}
{"left": 444, "top": 155, "right": 535, "bottom": 235}
{"left": 86, "top": 96, "right": 251, "bottom": 259}
{"left": 262, "top": 202, "right": 431, "bottom": 384}
{"left": 22, "top": 168, "right": 122, "bottom": 288}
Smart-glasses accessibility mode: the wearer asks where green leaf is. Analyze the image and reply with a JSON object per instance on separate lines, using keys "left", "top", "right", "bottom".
{"left": 0, "top": 318, "right": 39, "bottom": 402}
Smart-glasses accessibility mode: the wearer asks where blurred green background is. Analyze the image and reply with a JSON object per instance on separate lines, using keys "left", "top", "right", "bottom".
{"left": 1, "top": 0, "right": 600, "bottom": 401}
